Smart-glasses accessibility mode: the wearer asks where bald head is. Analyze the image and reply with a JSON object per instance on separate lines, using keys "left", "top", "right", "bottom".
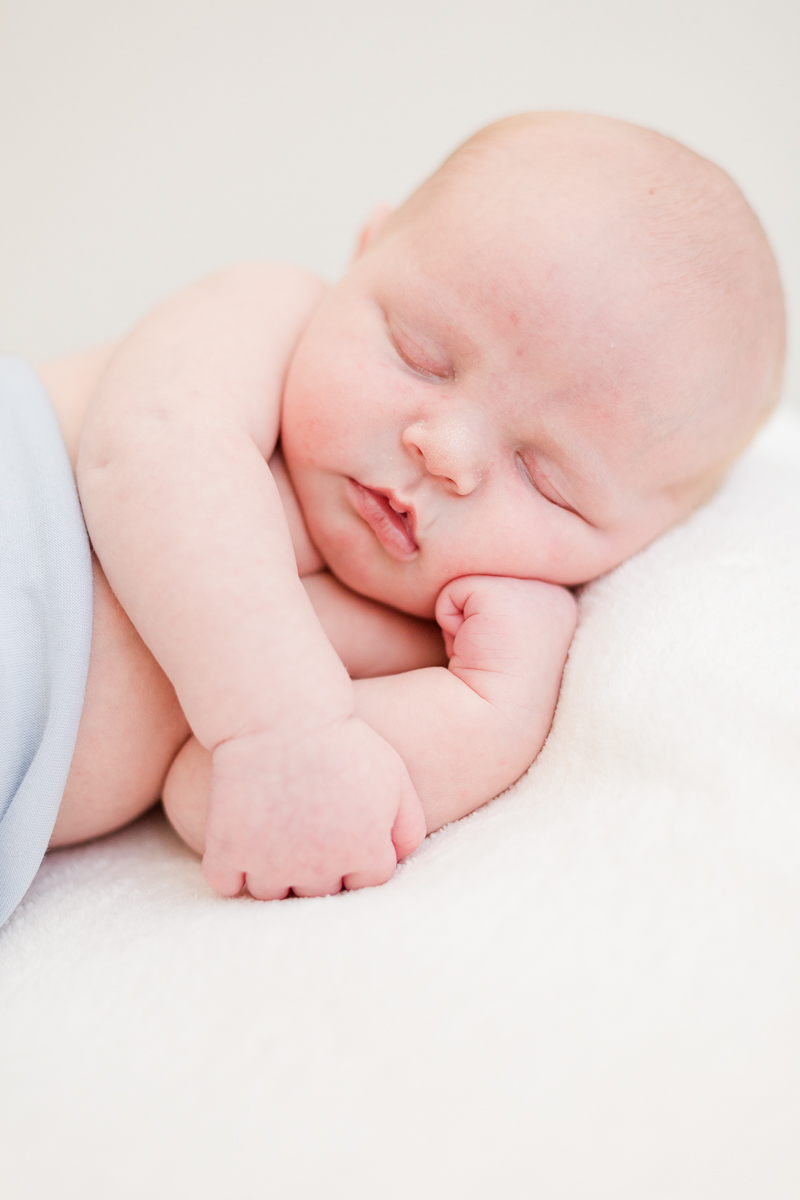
{"left": 382, "top": 113, "right": 785, "bottom": 481}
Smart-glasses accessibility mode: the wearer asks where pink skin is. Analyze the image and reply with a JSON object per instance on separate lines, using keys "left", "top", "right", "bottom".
{"left": 281, "top": 196, "right": 715, "bottom": 620}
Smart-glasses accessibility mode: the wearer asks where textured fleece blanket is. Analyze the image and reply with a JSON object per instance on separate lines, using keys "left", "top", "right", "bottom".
{"left": 1, "top": 412, "right": 799, "bottom": 1200}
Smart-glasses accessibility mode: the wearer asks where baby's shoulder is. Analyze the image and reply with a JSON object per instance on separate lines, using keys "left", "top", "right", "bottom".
{"left": 37, "top": 344, "right": 118, "bottom": 470}
{"left": 199, "top": 259, "right": 327, "bottom": 304}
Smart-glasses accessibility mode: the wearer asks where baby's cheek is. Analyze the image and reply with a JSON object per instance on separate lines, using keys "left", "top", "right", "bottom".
{"left": 342, "top": 554, "right": 440, "bottom": 621}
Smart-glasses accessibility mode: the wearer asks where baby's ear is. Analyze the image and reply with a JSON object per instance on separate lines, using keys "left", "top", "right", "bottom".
{"left": 354, "top": 203, "right": 395, "bottom": 260}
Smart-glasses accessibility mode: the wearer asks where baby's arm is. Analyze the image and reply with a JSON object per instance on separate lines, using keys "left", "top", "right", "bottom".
{"left": 301, "top": 571, "right": 448, "bottom": 679}
{"left": 163, "top": 577, "right": 577, "bottom": 853}
{"left": 78, "top": 266, "right": 425, "bottom": 900}
{"left": 356, "top": 576, "right": 577, "bottom": 831}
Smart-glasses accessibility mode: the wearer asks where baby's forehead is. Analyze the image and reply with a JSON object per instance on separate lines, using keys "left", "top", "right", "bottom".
{"left": 383, "top": 197, "right": 686, "bottom": 403}
{"left": 398, "top": 164, "right": 664, "bottom": 319}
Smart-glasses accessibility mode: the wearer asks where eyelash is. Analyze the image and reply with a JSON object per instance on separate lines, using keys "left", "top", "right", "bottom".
{"left": 389, "top": 329, "right": 449, "bottom": 380}
{"left": 516, "top": 453, "right": 576, "bottom": 514}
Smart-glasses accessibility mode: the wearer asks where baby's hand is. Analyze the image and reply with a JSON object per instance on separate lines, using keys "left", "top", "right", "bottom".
{"left": 202, "top": 715, "right": 426, "bottom": 900}
{"left": 436, "top": 575, "right": 577, "bottom": 726}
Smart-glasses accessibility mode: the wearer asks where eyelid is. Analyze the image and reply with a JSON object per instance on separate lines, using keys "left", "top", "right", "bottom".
{"left": 516, "top": 452, "right": 580, "bottom": 516}
{"left": 388, "top": 322, "right": 452, "bottom": 380}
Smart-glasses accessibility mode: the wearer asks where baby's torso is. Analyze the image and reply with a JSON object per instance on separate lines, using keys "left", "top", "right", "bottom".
{"left": 38, "top": 345, "right": 117, "bottom": 471}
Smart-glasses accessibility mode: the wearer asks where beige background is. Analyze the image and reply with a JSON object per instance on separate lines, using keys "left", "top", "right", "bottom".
{"left": 1, "top": 0, "right": 798, "bottom": 404}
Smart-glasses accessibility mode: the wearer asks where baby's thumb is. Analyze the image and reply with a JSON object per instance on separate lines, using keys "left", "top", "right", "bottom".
{"left": 392, "top": 785, "right": 427, "bottom": 861}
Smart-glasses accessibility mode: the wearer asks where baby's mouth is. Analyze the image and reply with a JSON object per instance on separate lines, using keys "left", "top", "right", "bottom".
{"left": 346, "top": 479, "right": 419, "bottom": 560}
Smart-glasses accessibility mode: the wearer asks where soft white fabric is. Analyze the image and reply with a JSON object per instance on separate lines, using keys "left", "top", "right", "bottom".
{"left": 1, "top": 413, "right": 799, "bottom": 1200}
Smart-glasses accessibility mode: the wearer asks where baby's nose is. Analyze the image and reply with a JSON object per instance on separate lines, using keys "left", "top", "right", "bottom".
{"left": 402, "top": 417, "right": 484, "bottom": 495}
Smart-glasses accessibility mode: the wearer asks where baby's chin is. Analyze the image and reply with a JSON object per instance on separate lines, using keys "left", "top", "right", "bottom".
{"left": 323, "top": 545, "right": 441, "bottom": 620}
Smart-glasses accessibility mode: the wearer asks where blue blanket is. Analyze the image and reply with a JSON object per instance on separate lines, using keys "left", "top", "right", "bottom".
{"left": 0, "top": 358, "right": 92, "bottom": 927}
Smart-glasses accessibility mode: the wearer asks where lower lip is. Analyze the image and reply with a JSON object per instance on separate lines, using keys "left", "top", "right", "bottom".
{"left": 346, "top": 479, "right": 418, "bottom": 560}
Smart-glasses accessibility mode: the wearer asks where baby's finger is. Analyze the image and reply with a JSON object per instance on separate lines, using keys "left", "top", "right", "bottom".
{"left": 202, "top": 853, "right": 246, "bottom": 899}
{"left": 343, "top": 845, "right": 398, "bottom": 892}
{"left": 434, "top": 583, "right": 466, "bottom": 637}
{"left": 245, "top": 873, "right": 292, "bottom": 902}
{"left": 291, "top": 878, "right": 344, "bottom": 899}
{"left": 391, "top": 787, "right": 427, "bottom": 861}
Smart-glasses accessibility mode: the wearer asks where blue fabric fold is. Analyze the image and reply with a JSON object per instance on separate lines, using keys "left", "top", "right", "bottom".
{"left": 0, "top": 357, "right": 92, "bottom": 927}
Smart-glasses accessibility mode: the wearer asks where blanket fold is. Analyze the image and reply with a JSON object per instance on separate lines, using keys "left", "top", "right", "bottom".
{"left": 0, "top": 358, "right": 92, "bottom": 927}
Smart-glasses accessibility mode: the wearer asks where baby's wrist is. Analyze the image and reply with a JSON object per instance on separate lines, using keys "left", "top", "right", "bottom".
{"left": 185, "top": 626, "right": 356, "bottom": 752}
{"left": 208, "top": 687, "right": 356, "bottom": 756}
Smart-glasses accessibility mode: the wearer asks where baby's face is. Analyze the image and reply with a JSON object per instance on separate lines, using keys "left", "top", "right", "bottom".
{"left": 281, "top": 183, "right": 726, "bottom": 618}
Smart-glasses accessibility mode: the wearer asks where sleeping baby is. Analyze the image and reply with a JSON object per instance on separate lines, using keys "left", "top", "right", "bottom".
{"left": 0, "top": 112, "right": 785, "bottom": 919}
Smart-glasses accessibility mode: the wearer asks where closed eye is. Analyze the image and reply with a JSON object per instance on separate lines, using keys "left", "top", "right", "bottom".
{"left": 392, "top": 339, "right": 441, "bottom": 378}
{"left": 387, "top": 321, "right": 452, "bottom": 381}
{"left": 516, "top": 453, "right": 581, "bottom": 516}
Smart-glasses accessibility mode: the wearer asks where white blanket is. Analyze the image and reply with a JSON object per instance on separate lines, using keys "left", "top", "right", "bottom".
{"left": 2, "top": 413, "right": 799, "bottom": 1200}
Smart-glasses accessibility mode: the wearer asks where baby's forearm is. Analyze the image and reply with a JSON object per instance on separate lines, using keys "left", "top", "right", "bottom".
{"left": 362, "top": 575, "right": 576, "bottom": 831}
{"left": 353, "top": 667, "right": 551, "bottom": 832}
{"left": 301, "top": 571, "right": 447, "bottom": 679}
{"left": 78, "top": 265, "right": 346, "bottom": 749}
{"left": 163, "top": 658, "right": 558, "bottom": 853}
{"left": 163, "top": 575, "right": 576, "bottom": 854}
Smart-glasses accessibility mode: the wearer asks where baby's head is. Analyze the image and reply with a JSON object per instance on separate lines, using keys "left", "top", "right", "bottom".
{"left": 282, "top": 113, "right": 785, "bottom": 618}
